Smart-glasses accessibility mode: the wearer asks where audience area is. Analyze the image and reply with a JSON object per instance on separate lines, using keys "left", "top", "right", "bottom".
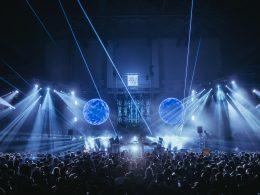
{"left": 0, "top": 150, "right": 259, "bottom": 195}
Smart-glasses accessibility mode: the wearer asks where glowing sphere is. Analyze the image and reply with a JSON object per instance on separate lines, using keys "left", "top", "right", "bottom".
{"left": 159, "top": 98, "right": 184, "bottom": 125}
{"left": 83, "top": 98, "right": 109, "bottom": 125}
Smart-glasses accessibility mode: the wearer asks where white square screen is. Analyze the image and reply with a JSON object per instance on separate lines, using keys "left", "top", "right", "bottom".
{"left": 127, "top": 74, "right": 138, "bottom": 87}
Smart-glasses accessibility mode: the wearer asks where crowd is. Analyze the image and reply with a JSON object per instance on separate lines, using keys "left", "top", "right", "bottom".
{"left": 0, "top": 149, "right": 259, "bottom": 195}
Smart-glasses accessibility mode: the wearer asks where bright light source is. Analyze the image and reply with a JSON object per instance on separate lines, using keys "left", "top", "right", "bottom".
{"left": 53, "top": 89, "right": 57, "bottom": 93}
{"left": 71, "top": 91, "right": 75, "bottom": 95}
{"left": 231, "top": 80, "right": 235, "bottom": 84}
{"left": 132, "top": 136, "right": 138, "bottom": 142}
{"left": 47, "top": 87, "right": 50, "bottom": 91}
{"left": 217, "top": 85, "right": 220, "bottom": 88}
{"left": 191, "top": 115, "right": 195, "bottom": 121}
{"left": 15, "top": 90, "right": 19, "bottom": 94}
{"left": 127, "top": 74, "right": 139, "bottom": 87}
{"left": 35, "top": 84, "right": 39, "bottom": 88}
{"left": 191, "top": 97, "right": 194, "bottom": 102}
{"left": 74, "top": 100, "right": 78, "bottom": 105}
{"left": 131, "top": 145, "right": 139, "bottom": 152}
{"left": 192, "top": 90, "right": 195, "bottom": 94}
{"left": 73, "top": 117, "right": 78, "bottom": 122}
{"left": 252, "top": 89, "right": 256, "bottom": 93}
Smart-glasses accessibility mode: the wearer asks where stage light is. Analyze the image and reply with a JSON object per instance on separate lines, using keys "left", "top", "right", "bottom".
{"left": 131, "top": 145, "right": 139, "bottom": 152}
{"left": 231, "top": 80, "right": 235, "bottom": 84}
{"left": 74, "top": 100, "right": 78, "bottom": 105}
{"left": 71, "top": 91, "right": 75, "bottom": 95}
{"left": 192, "top": 90, "right": 195, "bottom": 94}
{"left": 191, "top": 115, "right": 195, "bottom": 121}
{"left": 252, "top": 89, "right": 256, "bottom": 93}
{"left": 73, "top": 117, "right": 78, "bottom": 122}
{"left": 225, "top": 85, "right": 228, "bottom": 87}
{"left": 53, "top": 89, "right": 57, "bottom": 93}
{"left": 15, "top": 90, "right": 19, "bottom": 94}
{"left": 217, "top": 85, "right": 220, "bottom": 88}
{"left": 132, "top": 136, "right": 138, "bottom": 142}
{"left": 35, "top": 84, "right": 39, "bottom": 88}
{"left": 47, "top": 87, "right": 50, "bottom": 91}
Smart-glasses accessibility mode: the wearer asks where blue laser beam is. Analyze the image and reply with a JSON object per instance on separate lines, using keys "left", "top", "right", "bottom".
{"left": 25, "top": 0, "right": 56, "bottom": 45}
{"left": 0, "top": 76, "right": 24, "bottom": 95}
{"left": 77, "top": 0, "right": 152, "bottom": 135}
{"left": 188, "top": 36, "right": 202, "bottom": 96}
{"left": 58, "top": 0, "right": 117, "bottom": 136}
{"left": 183, "top": 0, "right": 194, "bottom": 99}
{"left": 1, "top": 59, "right": 31, "bottom": 87}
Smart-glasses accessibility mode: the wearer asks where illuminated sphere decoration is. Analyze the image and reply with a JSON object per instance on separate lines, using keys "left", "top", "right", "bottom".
{"left": 159, "top": 98, "right": 184, "bottom": 125}
{"left": 83, "top": 98, "right": 109, "bottom": 125}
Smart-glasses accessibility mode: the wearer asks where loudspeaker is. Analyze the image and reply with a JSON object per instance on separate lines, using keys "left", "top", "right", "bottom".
{"left": 197, "top": 126, "right": 203, "bottom": 134}
{"left": 68, "top": 129, "right": 73, "bottom": 136}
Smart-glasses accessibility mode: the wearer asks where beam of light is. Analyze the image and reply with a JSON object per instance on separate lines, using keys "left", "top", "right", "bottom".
{"left": 1, "top": 59, "right": 31, "bottom": 87}
{"left": 188, "top": 36, "right": 202, "bottom": 97}
{"left": 183, "top": 89, "right": 211, "bottom": 124}
{"left": 0, "top": 88, "right": 40, "bottom": 120}
{"left": 1, "top": 91, "right": 12, "bottom": 98}
{"left": 33, "top": 138, "right": 84, "bottom": 153}
{"left": 227, "top": 94, "right": 260, "bottom": 128}
{"left": 226, "top": 85, "right": 257, "bottom": 110}
{"left": 58, "top": 0, "right": 118, "bottom": 135}
{"left": 227, "top": 94, "right": 260, "bottom": 138}
{"left": 0, "top": 97, "right": 14, "bottom": 108}
{"left": 55, "top": 91, "right": 85, "bottom": 122}
{"left": 0, "top": 76, "right": 24, "bottom": 95}
{"left": 183, "top": 0, "right": 194, "bottom": 100}
{"left": 25, "top": 0, "right": 56, "bottom": 45}
{"left": 25, "top": 104, "right": 43, "bottom": 152}
{"left": 0, "top": 96, "right": 41, "bottom": 149}
{"left": 226, "top": 100, "right": 257, "bottom": 147}
{"left": 77, "top": 0, "right": 152, "bottom": 135}
{"left": 252, "top": 89, "right": 260, "bottom": 98}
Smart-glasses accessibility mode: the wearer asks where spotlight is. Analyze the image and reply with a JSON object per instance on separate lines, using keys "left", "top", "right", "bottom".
{"left": 71, "top": 91, "right": 75, "bottom": 95}
{"left": 131, "top": 145, "right": 139, "bottom": 153}
{"left": 35, "top": 84, "right": 39, "bottom": 88}
{"left": 53, "top": 89, "right": 57, "bottom": 93}
{"left": 132, "top": 136, "right": 138, "bottom": 142}
{"left": 74, "top": 100, "right": 78, "bottom": 105}
{"left": 252, "top": 89, "right": 256, "bottom": 93}
{"left": 47, "top": 87, "right": 50, "bottom": 91}
{"left": 192, "top": 90, "right": 195, "bottom": 94}
{"left": 73, "top": 117, "right": 78, "bottom": 122}
{"left": 217, "top": 85, "right": 220, "bottom": 88}
{"left": 231, "top": 80, "right": 235, "bottom": 84}
{"left": 15, "top": 90, "right": 19, "bottom": 94}
{"left": 191, "top": 115, "right": 195, "bottom": 121}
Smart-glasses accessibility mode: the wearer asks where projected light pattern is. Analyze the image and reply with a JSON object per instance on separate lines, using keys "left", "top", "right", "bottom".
{"left": 159, "top": 98, "right": 184, "bottom": 125}
{"left": 83, "top": 98, "right": 109, "bottom": 125}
